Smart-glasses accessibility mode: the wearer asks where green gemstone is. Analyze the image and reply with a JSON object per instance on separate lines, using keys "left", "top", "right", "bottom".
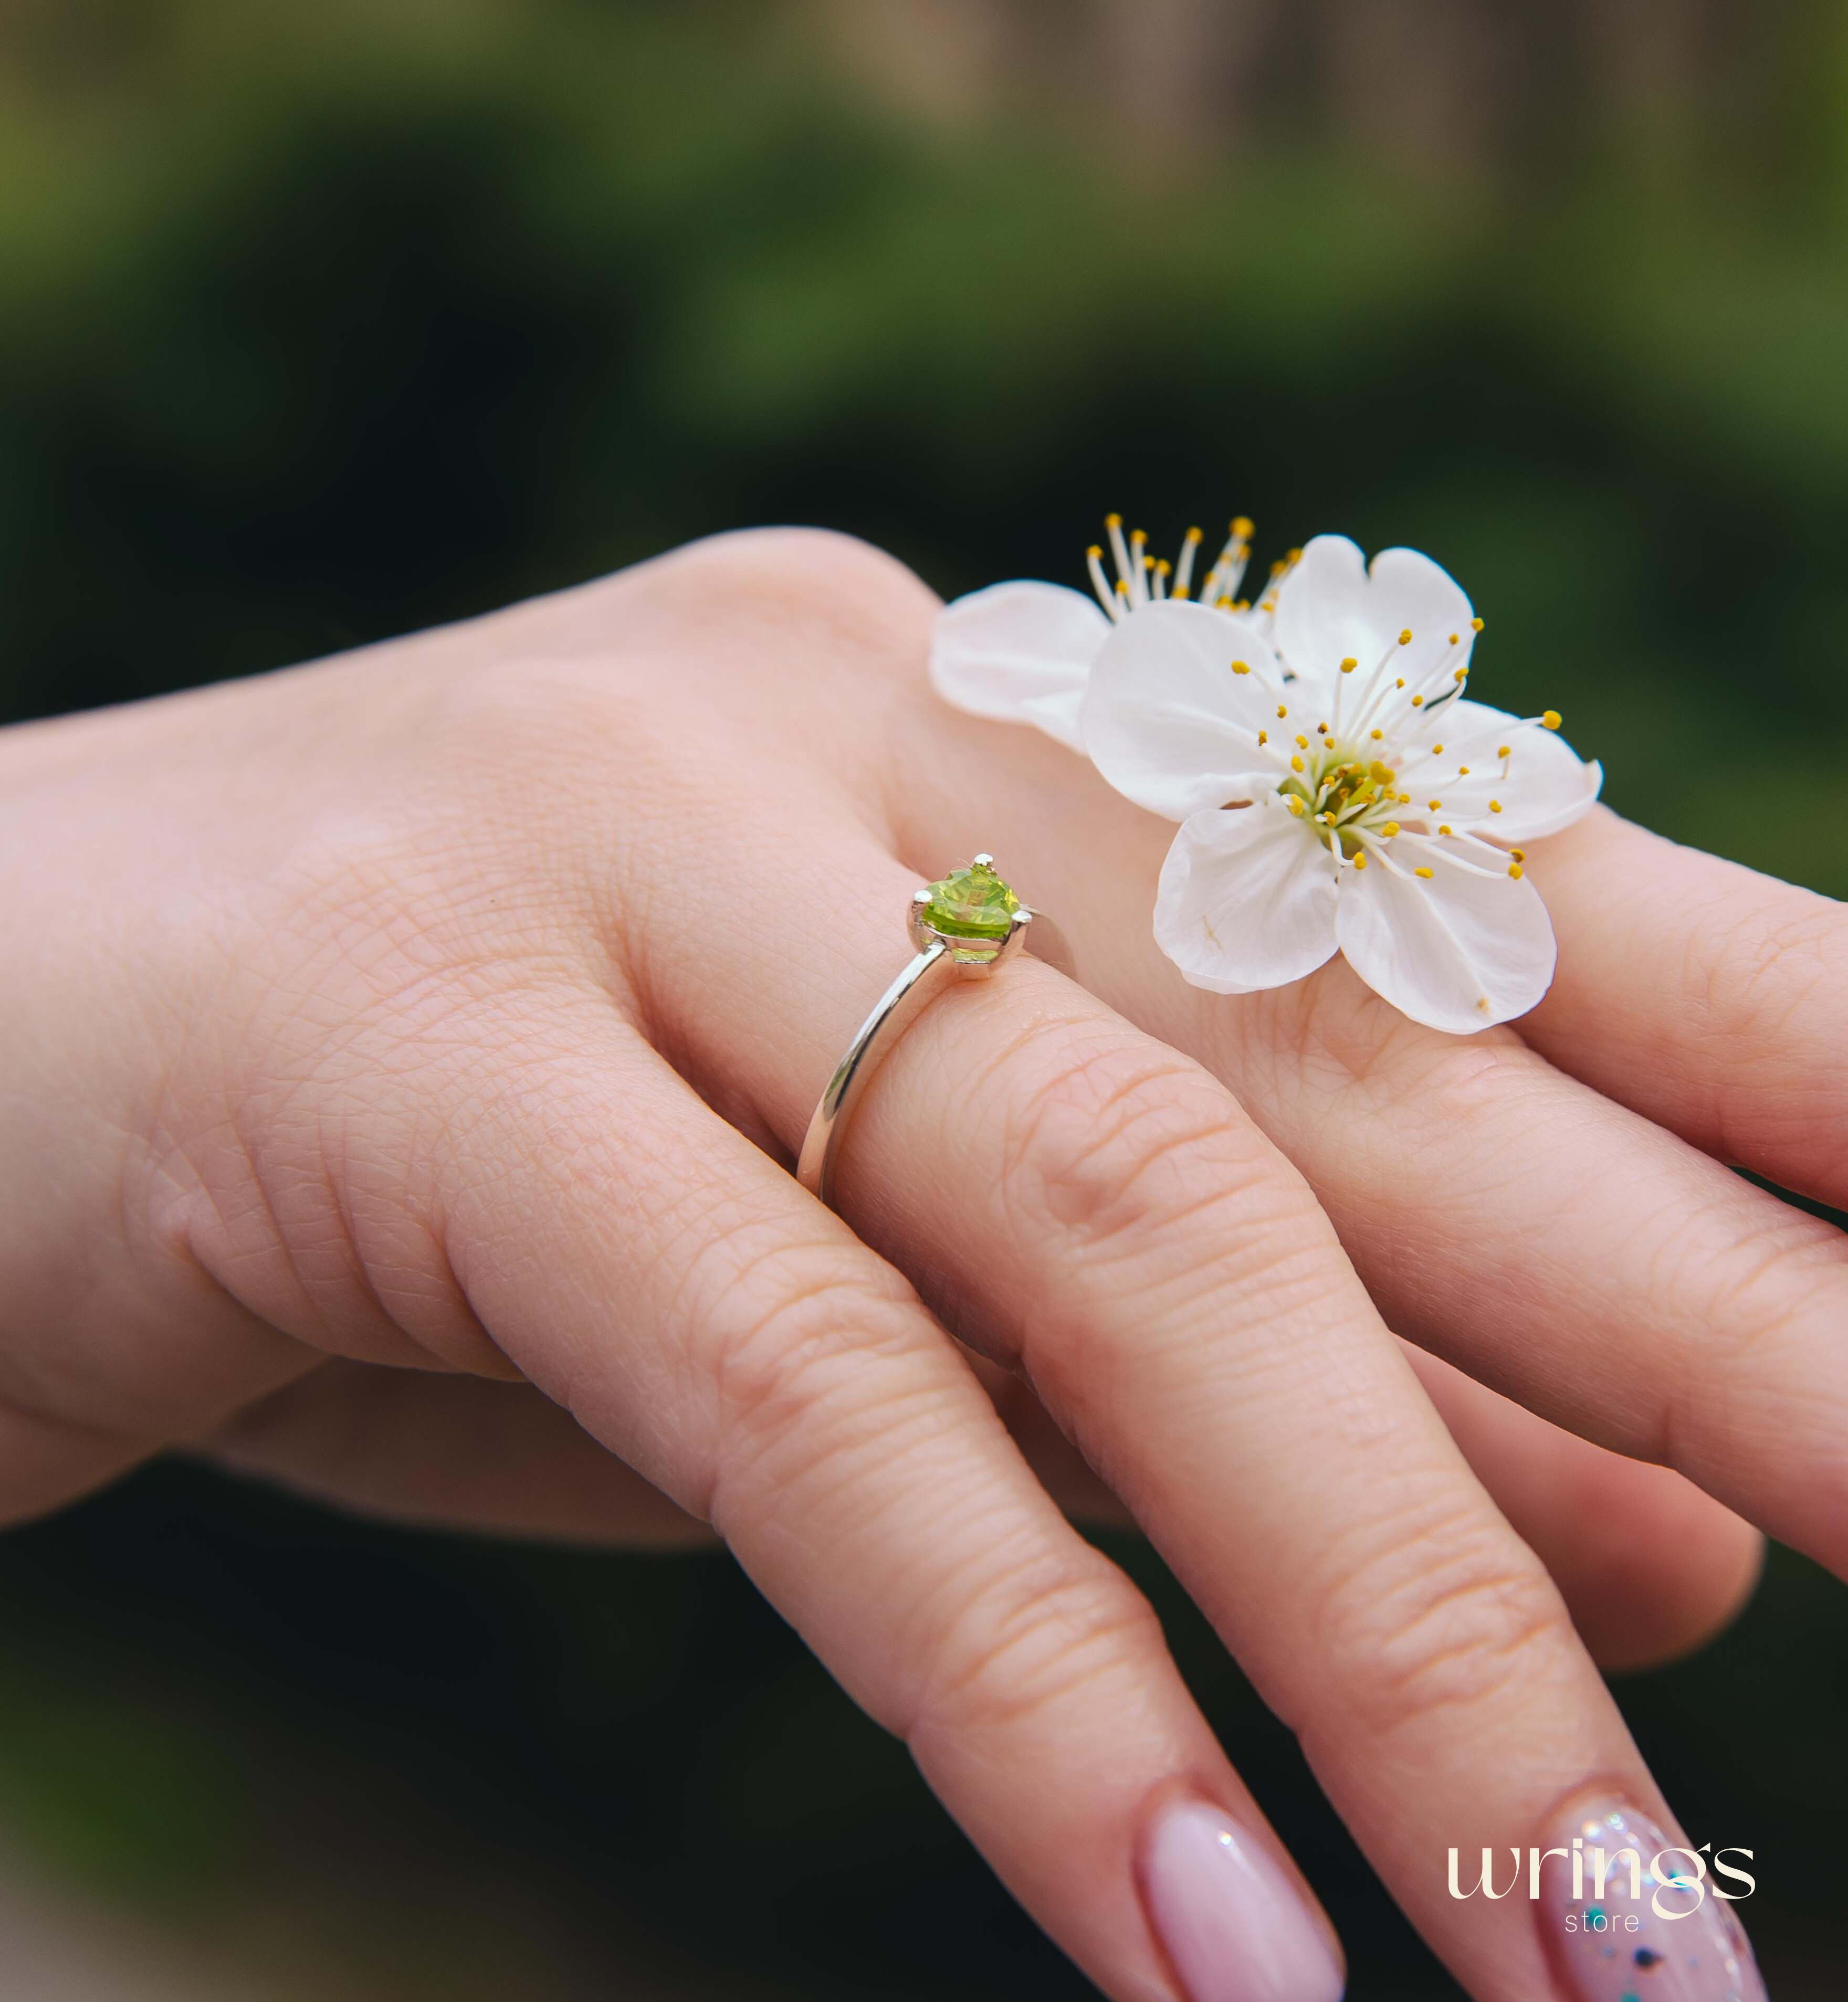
{"left": 921, "top": 859, "right": 1020, "bottom": 940}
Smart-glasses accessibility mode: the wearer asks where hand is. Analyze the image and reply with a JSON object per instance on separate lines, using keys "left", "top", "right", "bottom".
{"left": 0, "top": 531, "right": 1772, "bottom": 2001}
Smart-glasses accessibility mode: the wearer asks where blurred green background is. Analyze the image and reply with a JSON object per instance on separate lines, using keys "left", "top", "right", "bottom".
{"left": 1, "top": 1, "right": 1845, "bottom": 1995}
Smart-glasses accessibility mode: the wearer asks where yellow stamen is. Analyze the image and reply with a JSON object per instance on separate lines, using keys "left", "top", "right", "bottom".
{"left": 1411, "top": 694, "right": 1424, "bottom": 707}
{"left": 1257, "top": 730, "right": 1268, "bottom": 745}
{"left": 1541, "top": 710, "right": 1562, "bottom": 730}
{"left": 1471, "top": 616, "right": 1485, "bottom": 631}
{"left": 1353, "top": 851, "right": 1368, "bottom": 870}
{"left": 1438, "top": 823, "right": 1452, "bottom": 836}
{"left": 1382, "top": 821, "right": 1400, "bottom": 837}
{"left": 1232, "top": 515, "right": 1254, "bottom": 538}
{"left": 1286, "top": 794, "right": 1305, "bottom": 815}
{"left": 1370, "top": 728, "right": 1383, "bottom": 740}
{"left": 1497, "top": 744, "right": 1511, "bottom": 758}
{"left": 1414, "top": 867, "right": 1434, "bottom": 879}
{"left": 1398, "top": 629, "right": 1413, "bottom": 646}
{"left": 1453, "top": 667, "right": 1467, "bottom": 682}
{"left": 1429, "top": 799, "right": 1442, "bottom": 810}
{"left": 1105, "top": 513, "right": 1122, "bottom": 528}
{"left": 1432, "top": 744, "right": 1444, "bottom": 755}
{"left": 1277, "top": 704, "right": 1288, "bottom": 719}
{"left": 1340, "top": 656, "right": 1357, "bottom": 673}
{"left": 1231, "top": 660, "right": 1251, "bottom": 675}
{"left": 1510, "top": 847, "right": 1525, "bottom": 862}
{"left": 1295, "top": 734, "right": 1308, "bottom": 749}
{"left": 1186, "top": 526, "right": 1203, "bottom": 543}
{"left": 1457, "top": 766, "right": 1471, "bottom": 776}
{"left": 1397, "top": 792, "right": 1411, "bottom": 804}
{"left": 1489, "top": 799, "right": 1503, "bottom": 813}
{"left": 1290, "top": 755, "right": 1305, "bottom": 773}
{"left": 1508, "top": 861, "right": 1524, "bottom": 879}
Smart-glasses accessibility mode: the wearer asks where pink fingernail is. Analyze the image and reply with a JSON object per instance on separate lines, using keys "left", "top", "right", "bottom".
{"left": 1141, "top": 1799, "right": 1345, "bottom": 2002}
{"left": 1538, "top": 1797, "right": 1767, "bottom": 2001}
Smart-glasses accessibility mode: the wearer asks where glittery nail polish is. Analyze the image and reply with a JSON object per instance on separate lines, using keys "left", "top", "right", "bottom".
{"left": 1537, "top": 1798, "right": 1767, "bottom": 2002}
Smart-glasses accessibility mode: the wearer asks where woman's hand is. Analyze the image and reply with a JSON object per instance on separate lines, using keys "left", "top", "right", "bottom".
{"left": 0, "top": 531, "right": 1780, "bottom": 2001}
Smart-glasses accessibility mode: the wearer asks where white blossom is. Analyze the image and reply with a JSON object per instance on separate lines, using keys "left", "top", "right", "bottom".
{"left": 1079, "top": 534, "right": 1601, "bottom": 1032}
{"left": 930, "top": 514, "right": 1280, "bottom": 751}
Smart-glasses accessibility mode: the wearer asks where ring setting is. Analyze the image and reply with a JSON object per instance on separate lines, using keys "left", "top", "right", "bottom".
{"left": 797, "top": 856, "right": 1040, "bottom": 1208}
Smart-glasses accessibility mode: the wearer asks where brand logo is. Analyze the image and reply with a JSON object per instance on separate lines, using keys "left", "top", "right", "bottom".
{"left": 1447, "top": 1837, "right": 1756, "bottom": 1921}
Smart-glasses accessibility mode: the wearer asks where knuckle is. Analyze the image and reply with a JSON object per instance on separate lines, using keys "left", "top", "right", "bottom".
{"left": 994, "top": 1018, "right": 1326, "bottom": 1281}
{"left": 702, "top": 1232, "right": 925, "bottom": 1467}
{"left": 658, "top": 524, "right": 933, "bottom": 617}
{"left": 907, "top": 1545, "right": 1165, "bottom": 1743}
{"left": 1306, "top": 1487, "right": 1574, "bottom": 1739}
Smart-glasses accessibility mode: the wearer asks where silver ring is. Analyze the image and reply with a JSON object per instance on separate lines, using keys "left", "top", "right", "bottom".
{"left": 796, "top": 856, "right": 1055, "bottom": 1210}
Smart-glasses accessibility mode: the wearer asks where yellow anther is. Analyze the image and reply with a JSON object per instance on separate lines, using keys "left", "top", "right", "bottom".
{"left": 1286, "top": 794, "right": 1305, "bottom": 815}
{"left": 1156, "top": 559, "right": 1171, "bottom": 576}
{"left": 1353, "top": 852, "right": 1368, "bottom": 870}
{"left": 1232, "top": 515, "right": 1254, "bottom": 539}
{"left": 1399, "top": 629, "right": 1413, "bottom": 645}
{"left": 1397, "top": 792, "right": 1411, "bottom": 804}
{"left": 1260, "top": 597, "right": 1277, "bottom": 613}
{"left": 1291, "top": 755, "right": 1305, "bottom": 773}
{"left": 1277, "top": 704, "right": 1288, "bottom": 719}
{"left": 1508, "top": 861, "right": 1524, "bottom": 879}
{"left": 1489, "top": 799, "right": 1503, "bottom": 812}
{"left": 1414, "top": 866, "right": 1435, "bottom": 879}
{"left": 1432, "top": 744, "right": 1444, "bottom": 755}
{"left": 1087, "top": 544, "right": 1104, "bottom": 558}
{"left": 1105, "top": 512, "right": 1122, "bottom": 528}
{"left": 1471, "top": 616, "right": 1485, "bottom": 631}
{"left": 1116, "top": 580, "right": 1130, "bottom": 597}
{"left": 1497, "top": 744, "right": 1511, "bottom": 758}
{"left": 1395, "top": 677, "right": 1405, "bottom": 688}
{"left": 1257, "top": 730, "right": 1268, "bottom": 744}
{"left": 1269, "top": 559, "right": 1286, "bottom": 576}
{"left": 1316, "top": 721, "right": 1329, "bottom": 734}
{"left": 1411, "top": 694, "right": 1425, "bottom": 707}
{"left": 1510, "top": 848, "right": 1526, "bottom": 862}
{"left": 1438, "top": 823, "right": 1453, "bottom": 836}
{"left": 1294, "top": 732, "right": 1308, "bottom": 747}
{"left": 1131, "top": 527, "right": 1146, "bottom": 544}
{"left": 1216, "top": 596, "right": 1233, "bottom": 609}
{"left": 1448, "top": 633, "right": 1460, "bottom": 645}
{"left": 1370, "top": 728, "right": 1383, "bottom": 740}
{"left": 1382, "top": 821, "right": 1400, "bottom": 837}
{"left": 1340, "top": 656, "right": 1358, "bottom": 673}
{"left": 1429, "top": 798, "right": 1442, "bottom": 810}
{"left": 1457, "top": 765, "right": 1471, "bottom": 776}
{"left": 1454, "top": 666, "right": 1467, "bottom": 681}
{"left": 1368, "top": 761, "right": 1394, "bottom": 783}
{"left": 1542, "top": 710, "right": 1562, "bottom": 730}
{"left": 1231, "top": 659, "right": 1251, "bottom": 674}
{"left": 1186, "top": 525, "right": 1203, "bottom": 542}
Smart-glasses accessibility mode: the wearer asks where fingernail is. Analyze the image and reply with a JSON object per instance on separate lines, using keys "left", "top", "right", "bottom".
{"left": 1538, "top": 1796, "right": 1767, "bottom": 2001}
{"left": 1141, "top": 1799, "right": 1345, "bottom": 2002}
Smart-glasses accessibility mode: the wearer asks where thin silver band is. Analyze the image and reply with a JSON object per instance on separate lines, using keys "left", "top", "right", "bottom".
{"left": 796, "top": 860, "right": 1051, "bottom": 1211}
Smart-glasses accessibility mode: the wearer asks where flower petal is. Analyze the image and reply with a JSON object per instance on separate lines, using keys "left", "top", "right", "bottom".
{"left": 1336, "top": 839, "right": 1557, "bottom": 1034}
{"left": 1274, "top": 535, "right": 1475, "bottom": 697}
{"left": 1389, "top": 698, "right": 1602, "bottom": 840}
{"left": 1153, "top": 801, "right": 1340, "bottom": 994}
{"left": 1080, "top": 600, "right": 1289, "bottom": 820}
{"left": 930, "top": 581, "right": 1109, "bottom": 752}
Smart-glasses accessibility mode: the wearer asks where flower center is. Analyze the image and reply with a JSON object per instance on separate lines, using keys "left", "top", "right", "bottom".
{"left": 1277, "top": 739, "right": 1400, "bottom": 859}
